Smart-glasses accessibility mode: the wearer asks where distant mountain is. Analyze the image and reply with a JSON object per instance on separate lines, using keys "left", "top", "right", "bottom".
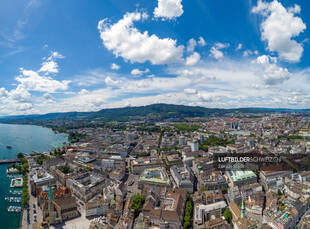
{"left": 0, "top": 104, "right": 309, "bottom": 123}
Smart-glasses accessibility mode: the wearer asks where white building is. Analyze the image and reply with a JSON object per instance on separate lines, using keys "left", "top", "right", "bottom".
{"left": 101, "top": 159, "right": 115, "bottom": 168}
{"left": 188, "top": 140, "right": 199, "bottom": 152}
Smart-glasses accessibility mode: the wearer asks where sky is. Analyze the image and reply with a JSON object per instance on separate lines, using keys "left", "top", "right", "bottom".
{"left": 0, "top": 0, "right": 310, "bottom": 115}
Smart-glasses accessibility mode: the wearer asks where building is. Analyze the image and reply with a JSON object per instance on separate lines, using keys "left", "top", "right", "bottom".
{"left": 188, "top": 140, "right": 199, "bottom": 152}
{"left": 194, "top": 201, "right": 227, "bottom": 228}
{"left": 170, "top": 164, "right": 195, "bottom": 193}
{"left": 67, "top": 172, "right": 105, "bottom": 202}
{"left": 30, "top": 170, "right": 54, "bottom": 196}
{"left": 259, "top": 166, "right": 292, "bottom": 190}
{"left": 198, "top": 170, "right": 228, "bottom": 191}
{"left": 42, "top": 182, "right": 79, "bottom": 225}
{"left": 226, "top": 170, "right": 257, "bottom": 187}
{"left": 138, "top": 167, "right": 171, "bottom": 188}
{"left": 131, "top": 158, "right": 164, "bottom": 175}
{"left": 101, "top": 159, "right": 115, "bottom": 169}
{"left": 142, "top": 188, "right": 186, "bottom": 229}
{"left": 179, "top": 136, "right": 186, "bottom": 146}
{"left": 43, "top": 158, "right": 65, "bottom": 172}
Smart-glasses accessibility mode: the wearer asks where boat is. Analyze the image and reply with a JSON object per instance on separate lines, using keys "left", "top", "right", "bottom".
{"left": 7, "top": 206, "right": 22, "bottom": 213}
{"left": 5, "top": 197, "right": 22, "bottom": 203}
{"left": 9, "top": 190, "right": 22, "bottom": 195}
{"left": 6, "top": 145, "right": 12, "bottom": 149}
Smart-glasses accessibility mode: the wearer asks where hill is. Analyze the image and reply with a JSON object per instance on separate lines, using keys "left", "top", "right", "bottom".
{"left": 0, "top": 104, "right": 309, "bottom": 123}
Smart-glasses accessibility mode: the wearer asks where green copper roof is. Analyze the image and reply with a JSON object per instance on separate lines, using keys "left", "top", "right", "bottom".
{"left": 241, "top": 200, "right": 245, "bottom": 218}
{"left": 48, "top": 181, "right": 54, "bottom": 200}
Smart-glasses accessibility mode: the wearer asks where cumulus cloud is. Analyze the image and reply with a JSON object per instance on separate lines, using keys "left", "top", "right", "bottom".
{"left": 236, "top": 43, "right": 243, "bottom": 50}
{"left": 154, "top": 0, "right": 184, "bottom": 20}
{"left": 0, "top": 52, "right": 70, "bottom": 114}
{"left": 243, "top": 50, "right": 259, "bottom": 57}
{"left": 210, "top": 48, "right": 223, "bottom": 59}
{"left": 9, "top": 86, "right": 32, "bottom": 103}
{"left": 111, "top": 63, "right": 120, "bottom": 70}
{"left": 198, "top": 37, "right": 206, "bottom": 46}
{"left": 48, "top": 51, "right": 65, "bottom": 60}
{"left": 252, "top": 0, "right": 306, "bottom": 62}
{"left": 16, "top": 69, "right": 70, "bottom": 93}
{"left": 187, "top": 38, "right": 197, "bottom": 52}
{"left": 131, "top": 68, "right": 150, "bottom": 76}
{"left": 105, "top": 76, "right": 121, "bottom": 86}
{"left": 210, "top": 42, "right": 229, "bottom": 59}
{"left": 185, "top": 52, "right": 200, "bottom": 66}
{"left": 98, "top": 12, "right": 184, "bottom": 65}
{"left": 255, "top": 55, "right": 290, "bottom": 85}
{"left": 40, "top": 52, "right": 65, "bottom": 73}
{"left": 184, "top": 88, "right": 197, "bottom": 94}
{"left": 39, "top": 60, "right": 59, "bottom": 73}
{"left": 78, "top": 89, "right": 89, "bottom": 95}
{"left": 19, "top": 58, "right": 310, "bottom": 114}
{"left": 16, "top": 103, "right": 33, "bottom": 111}
{"left": 0, "top": 88, "right": 9, "bottom": 98}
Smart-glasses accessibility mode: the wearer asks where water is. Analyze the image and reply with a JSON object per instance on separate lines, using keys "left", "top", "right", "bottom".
{"left": 0, "top": 124, "right": 68, "bottom": 229}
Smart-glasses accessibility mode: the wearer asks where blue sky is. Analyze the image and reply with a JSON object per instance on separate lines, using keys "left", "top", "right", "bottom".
{"left": 0, "top": 0, "right": 310, "bottom": 115}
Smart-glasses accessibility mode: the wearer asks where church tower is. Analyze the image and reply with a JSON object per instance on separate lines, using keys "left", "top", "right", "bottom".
{"left": 48, "top": 181, "right": 55, "bottom": 226}
{"left": 241, "top": 199, "right": 245, "bottom": 218}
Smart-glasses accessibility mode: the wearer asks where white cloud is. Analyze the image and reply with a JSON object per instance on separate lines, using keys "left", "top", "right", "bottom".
{"left": 210, "top": 47, "right": 223, "bottom": 59}
{"left": 185, "top": 52, "right": 200, "bottom": 66}
{"left": 255, "top": 55, "right": 290, "bottom": 85}
{"left": 16, "top": 103, "right": 33, "bottom": 111}
{"left": 187, "top": 38, "right": 197, "bottom": 52}
{"left": 0, "top": 52, "right": 71, "bottom": 114}
{"left": 236, "top": 43, "right": 243, "bottom": 50}
{"left": 48, "top": 51, "right": 65, "bottom": 60}
{"left": 243, "top": 50, "right": 259, "bottom": 57}
{"left": 131, "top": 68, "right": 150, "bottom": 76}
{"left": 40, "top": 52, "right": 65, "bottom": 73}
{"left": 0, "top": 88, "right": 9, "bottom": 98}
{"left": 42, "top": 93, "right": 55, "bottom": 103}
{"left": 198, "top": 37, "right": 206, "bottom": 46}
{"left": 98, "top": 12, "right": 184, "bottom": 65}
{"left": 154, "top": 0, "right": 184, "bottom": 20}
{"left": 210, "top": 42, "right": 229, "bottom": 60}
{"left": 256, "top": 54, "right": 271, "bottom": 64}
{"left": 184, "top": 88, "right": 197, "bottom": 94}
{"left": 105, "top": 76, "right": 121, "bottom": 86}
{"left": 111, "top": 63, "right": 120, "bottom": 70}
{"left": 39, "top": 60, "right": 59, "bottom": 73}
{"left": 78, "top": 89, "right": 89, "bottom": 95}
{"left": 252, "top": 0, "right": 306, "bottom": 62}
{"left": 16, "top": 69, "right": 70, "bottom": 93}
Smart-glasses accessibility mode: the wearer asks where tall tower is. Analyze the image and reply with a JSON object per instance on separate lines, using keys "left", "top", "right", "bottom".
{"left": 48, "top": 181, "right": 54, "bottom": 226}
{"left": 241, "top": 199, "right": 245, "bottom": 218}
{"left": 48, "top": 181, "right": 54, "bottom": 201}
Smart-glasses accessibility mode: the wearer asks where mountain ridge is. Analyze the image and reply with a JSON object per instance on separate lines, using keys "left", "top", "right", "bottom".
{"left": 1, "top": 103, "right": 309, "bottom": 123}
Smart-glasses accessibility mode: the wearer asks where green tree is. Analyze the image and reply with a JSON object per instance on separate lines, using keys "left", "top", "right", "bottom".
{"left": 183, "top": 221, "right": 191, "bottom": 229}
{"left": 17, "top": 152, "right": 24, "bottom": 159}
{"left": 22, "top": 163, "right": 29, "bottom": 174}
{"left": 183, "top": 194, "right": 193, "bottom": 229}
{"left": 130, "top": 194, "right": 145, "bottom": 216}
{"left": 224, "top": 209, "right": 232, "bottom": 226}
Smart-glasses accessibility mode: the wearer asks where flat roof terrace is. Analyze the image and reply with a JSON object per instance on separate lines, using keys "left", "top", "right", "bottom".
{"left": 139, "top": 167, "right": 170, "bottom": 185}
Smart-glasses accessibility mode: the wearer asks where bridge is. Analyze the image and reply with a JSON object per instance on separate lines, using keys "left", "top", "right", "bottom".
{"left": 0, "top": 159, "right": 20, "bottom": 164}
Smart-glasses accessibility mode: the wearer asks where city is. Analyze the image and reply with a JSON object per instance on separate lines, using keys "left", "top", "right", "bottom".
{"left": 7, "top": 111, "right": 310, "bottom": 229}
{"left": 1, "top": 0, "right": 310, "bottom": 228}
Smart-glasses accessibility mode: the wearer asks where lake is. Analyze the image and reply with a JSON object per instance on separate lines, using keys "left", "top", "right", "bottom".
{"left": 0, "top": 124, "right": 68, "bottom": 229}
